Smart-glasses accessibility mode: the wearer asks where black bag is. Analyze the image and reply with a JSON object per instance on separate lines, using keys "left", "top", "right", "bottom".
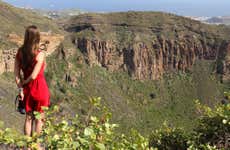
{"left": 15, "top": 95, "right": 26, "bottom": 115}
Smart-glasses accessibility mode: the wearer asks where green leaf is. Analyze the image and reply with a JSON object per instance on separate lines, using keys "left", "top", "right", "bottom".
{"left": 84, "top": 127, "right": 94, "bottom": 137}
{"left": 41, "top": 106, "right": 49, "bottom": 111}
{"left": 95, "top": 143, "right": 106, "bottom": 150}
{"left": 34, "top": 111, "right": 41, "bottom": 119}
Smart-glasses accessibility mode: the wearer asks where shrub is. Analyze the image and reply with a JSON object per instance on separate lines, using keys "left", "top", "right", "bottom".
{"left": 0, "top": 97, "right": 154, "bottom": 150}
{"left": 0, "top": 96, "right": 229, "bottom": 150}
{"left": 149, "top": 122, "right": 189, "bottom": 150}
{"left": 149, "top": 98, "right": 230, "bottom": 150}
{"left": 192, "top": 100, "right": 230, "bottom": 149}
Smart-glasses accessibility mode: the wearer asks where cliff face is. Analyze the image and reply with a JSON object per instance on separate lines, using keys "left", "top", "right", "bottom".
{"left": 75, "top": 37, "right": 229, "bottom": 80}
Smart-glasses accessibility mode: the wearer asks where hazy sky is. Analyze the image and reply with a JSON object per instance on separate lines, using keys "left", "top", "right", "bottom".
{"left": 3, "top": 0, "right": 230, "bottom": 16}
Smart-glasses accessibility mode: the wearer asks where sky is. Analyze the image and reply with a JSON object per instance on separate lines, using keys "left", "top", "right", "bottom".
{"left": 2, "top": 0, "right": 230, "bottom": 17}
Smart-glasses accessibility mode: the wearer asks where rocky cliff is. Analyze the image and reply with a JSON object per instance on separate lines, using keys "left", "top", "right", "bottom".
{"left": 75, "top": 37, "right": 230, "bottom": 80}
{"left": 65, "top": 12, "right": 230, "bottom": 80}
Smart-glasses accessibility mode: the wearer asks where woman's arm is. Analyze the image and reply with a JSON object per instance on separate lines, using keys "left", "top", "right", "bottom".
{"left": 44, "top": 52, "right": 47, "bottom": 70}
{"left": 22, "top": 52, "right": 45, "bottom": 85}
{"left": 14, "top": 54, "right": 22, "bottom": 88}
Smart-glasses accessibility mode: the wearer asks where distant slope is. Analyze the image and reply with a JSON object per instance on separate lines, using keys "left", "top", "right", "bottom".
{"left": 0, "top": 1, "right": 61, "bottom": 49}
{"left": 205, "top": 16, "right": 230, "bottom": 25}
{"left": 65, "top": 11, "right": 230, "bottom": 40}
{"left": 33, "top": 9, "right": 86, "bottom": 19}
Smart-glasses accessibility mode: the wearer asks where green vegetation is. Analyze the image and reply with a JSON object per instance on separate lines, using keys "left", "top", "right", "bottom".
{"left": 67, "top": 11, "right": 230, "bottom": 48}
{"left": 43, "top": 44, "right": 227, "bottom": 135}
{"left": 0, "top": 97, "right": 229, "bottom": 149}
{"left": 149, "top": 100, "right": 230, "bottom": 149}
{"left": 0, "top": 98, "right": 152, "bottom": 150}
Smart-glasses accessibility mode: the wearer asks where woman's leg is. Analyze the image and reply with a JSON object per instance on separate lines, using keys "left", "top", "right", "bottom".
{"left": 35, "top": 113, "right": 45, "bottom": 134}
{"left": 35, "top": 113, "right": 45, "bottom": 150}
{"left": 24, "top": 112, "right": 34, "bottom": 136}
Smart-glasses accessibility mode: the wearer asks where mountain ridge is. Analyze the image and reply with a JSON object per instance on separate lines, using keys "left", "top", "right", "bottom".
{"left": 64, "top": 11, "right": 230, "bottom": 81}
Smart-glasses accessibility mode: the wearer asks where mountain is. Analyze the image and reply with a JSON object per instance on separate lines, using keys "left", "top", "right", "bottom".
{"left": 189, "top": 16, "right": 230, "bottom": 25}
{"left": 0, "top": 2, "right": 229, "bottom": 135}
{"left": 64, "top": 12, "right": 230, "bottom": 81}
{"left": 205, "top": 16, "right": 230, "bottom": 25}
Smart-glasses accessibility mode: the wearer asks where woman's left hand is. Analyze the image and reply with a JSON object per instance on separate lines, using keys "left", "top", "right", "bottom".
{"left": 19, "top": 91, "right": 24, "bottom": 101}
{"left": 21, "top": 79, "right": 26, "bottom": 85}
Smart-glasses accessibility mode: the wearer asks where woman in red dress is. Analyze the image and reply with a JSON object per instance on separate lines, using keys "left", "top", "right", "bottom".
{"left": 14, "top": 25, "right": 50, "bottom": 137}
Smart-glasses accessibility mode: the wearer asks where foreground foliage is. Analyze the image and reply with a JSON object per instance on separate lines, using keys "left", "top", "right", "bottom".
{"left": 0, "top": 97, "right": 153, "bottom": 150}
{"left": 149, "top": 99, "right": 230, "bottom": 150}
{"left": 0, "top": 96, "right": 229, "bottom": 150}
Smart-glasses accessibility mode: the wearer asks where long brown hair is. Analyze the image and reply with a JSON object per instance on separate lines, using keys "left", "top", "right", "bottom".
{"left": 20, "top": 25, "right": 40, "bottom": 69}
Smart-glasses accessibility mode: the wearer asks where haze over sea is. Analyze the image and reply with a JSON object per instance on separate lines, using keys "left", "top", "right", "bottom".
{"left": 2, "top": 0, "right": 230, "bottom": 17}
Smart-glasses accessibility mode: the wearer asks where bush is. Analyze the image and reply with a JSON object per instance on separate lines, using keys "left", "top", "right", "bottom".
{"left": 0, "top": 97, "right": 154, "bottom": 150}
{"left": 149, "top": 122, "right": 189, "bottom": 150}
{"left": 0, "top": 96, "right": 229, "bottom": 150}
{"left": 192, "top": 100, "right": 230, "bottom": 149}
{"left": 149, "top": 98, "right": 230, "bottom": 150}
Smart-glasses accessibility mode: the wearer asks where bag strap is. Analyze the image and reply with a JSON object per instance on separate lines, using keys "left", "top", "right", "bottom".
{"left": 15, "top": 95, "right": 20, "bottom": 111}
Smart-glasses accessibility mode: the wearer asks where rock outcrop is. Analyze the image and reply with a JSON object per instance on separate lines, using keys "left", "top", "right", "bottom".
{"left": 75, "top": 36, "right": 230, "bottom": 80}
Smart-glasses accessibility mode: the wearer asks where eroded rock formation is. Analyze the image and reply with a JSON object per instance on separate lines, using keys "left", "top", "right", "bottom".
{"left": 75, "top": 36, "right": 230, "bottom": 80}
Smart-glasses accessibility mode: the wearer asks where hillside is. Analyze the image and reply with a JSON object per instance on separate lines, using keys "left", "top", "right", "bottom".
{"left": 0, "top": 1, "right": 62, "bottom": 49}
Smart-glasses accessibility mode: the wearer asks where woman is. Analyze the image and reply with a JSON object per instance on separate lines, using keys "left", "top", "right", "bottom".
{"left": 14, "top": 25, "right": 50, "bottom": 137}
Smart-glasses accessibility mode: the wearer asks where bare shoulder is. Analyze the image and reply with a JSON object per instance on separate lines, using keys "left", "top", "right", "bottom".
{"left": 36, "top": 51, "right": 45, "bottom": 62}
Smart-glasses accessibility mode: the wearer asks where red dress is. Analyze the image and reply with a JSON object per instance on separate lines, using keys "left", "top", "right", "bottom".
{"left": 16, "top": 50, "right": 50, "bottom": 113}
